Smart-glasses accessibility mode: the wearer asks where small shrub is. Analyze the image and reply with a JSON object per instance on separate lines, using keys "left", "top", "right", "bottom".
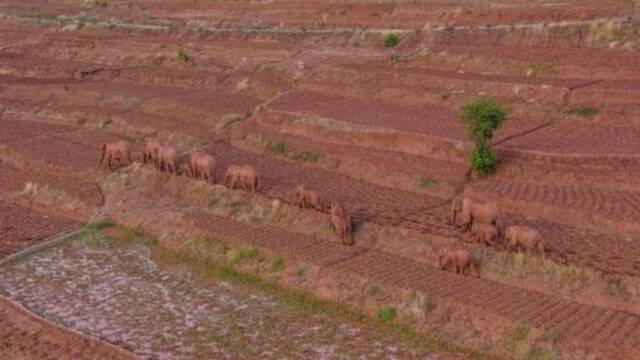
{"left": 418, "top": 178, "right": 438, "bottom": 190}
{"left": 383, "top": 33, "right": 400, "bottom": 48}
{"left": 177, "top": 48, "right": 190, "bottom": 63}
{"left": 271, "top": 256, "right": 285, "bottom": 272}
{"left": 378, "top": 306, "right": 397, "bottom": 323}
{"left": 469, "top": 142, "right": 497, "bottom": 176}
{"left": 566, "top": 106, "right": 599, "bottom": 118}
{"left": 267, "top": 142, "right": 288, "bottom": 154}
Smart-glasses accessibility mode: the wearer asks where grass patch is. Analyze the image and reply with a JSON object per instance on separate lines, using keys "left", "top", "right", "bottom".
{"left": 224, "top": 200, "right": 245, "bottom": 217}
{"left": 267, "top": 141, "right": 288, "bottom": 154}
{"left": 80, "top": 217, "right": 111, "bottom": 237}
{"left": 226, "top": 247, "right": 259, "bottom": 265}
{"left": 291, "top": 151, "right": 323, "bottom": 162}
{"left": 266, "top": 141, "right": 323, "bottom": 163}
{"left": 565, "top": 106, "right": 599, "bottom": 118}
{"left": 177, "top": 48, "right": 190, "bottom": 63}
{"left": 528, "top": 62, "right": 557, "bottom": 76}
{"left": 271, "top": 256, "right": 285, "bottom": 272}
{"left": 378, "top": 306, "right": 397, "bottom": 323}
{"left": 418, "top": 178, "right": 438, "bottom": 190}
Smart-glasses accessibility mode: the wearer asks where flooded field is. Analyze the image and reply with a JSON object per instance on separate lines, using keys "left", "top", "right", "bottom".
{"left": 0, "top": 230, "right": 443, "bottom": 359}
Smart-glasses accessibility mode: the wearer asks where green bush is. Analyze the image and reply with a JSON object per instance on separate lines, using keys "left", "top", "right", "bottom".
{"left": 378, "top": 306, "right": 397, "bottom": 323}
{"left": 469, "top": 142, "right": 497, "bottom": 176}
{"left": 459, "top": 97, "right": 507, "bottom": 176}
{"left": 383, "top": 33, "right": 400, "bottom": 48}
{"left": 460, "top": 97, "right": 507, "bottom": 143}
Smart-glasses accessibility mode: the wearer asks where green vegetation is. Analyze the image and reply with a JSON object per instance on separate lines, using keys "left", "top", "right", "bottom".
{"left": 378, "top": 306, "right": 397, "bottom": 323}
{"left": 226, "top": 247, "right": 259, "bottom": 265}
{"left": 224, "top": 200, "right": 245, "bottom": 216}
{"left": 267, "top": 141, "right": 288, "bottom": 154}
{"left": 418, "top": 178, "right": 438, "bottom": 190}
{"left": 266, "top": 141, "right": 323, "bottom": 163}
{"left": 566, "top": 106, "right": 599, "bottom": 118}
{"left": 177, "top": 48, "right": 190, "bottom": 63}
{"left": 459, "top": 97, "right": 507, "bottom": 176}
{"left": 365, "top": 283, "right": 379, "bottom": 297}
{"left": 291, "top": 151, "right": 323, "bottom": 162}
{"left": 271, "top": 256, "right": 285, "bottom": 272}
{"left": 80, "top": 218, "right": 111, "bottom": 237}
{"left": 383, "top": 33, "right": 400, "bottom": 48}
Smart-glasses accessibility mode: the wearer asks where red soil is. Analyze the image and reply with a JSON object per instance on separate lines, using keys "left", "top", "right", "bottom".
{"left": 0, "top": 202, "right": 79, "bottom": 258}
{"left": 0, "top": 297, "right": 133, "bottom": 360}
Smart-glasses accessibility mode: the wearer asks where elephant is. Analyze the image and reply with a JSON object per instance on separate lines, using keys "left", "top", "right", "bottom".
{"left": 451, "top": 195, "right": 502, "bottom": 234}
{"left": 101, "top": 141, "right": 131, "bottom": 168}
{"left": 470, "top": 223, "right": 498, "bottom": 247}
{"left": 157, "top": 145, "right": 178, "bottom": 174}
{"left": 504, "top": 226, "right": 545, "bottom": 257}
{"left": 294, "top": 185, "right": 321, "bottom": 210}
{"left": 330, "top": 201, "right": 352, "bottom": 246}
{"left": 143, "top": 138, "right": 162, "bottom": 165}
{"left": 439, "top": 248, "right": 478, "bottom": 276}
{"left": 190, "top": 152, "right": 217, "bottom": 183}
{"left": 225, "top": 164, "right": 259, "bottom": 195}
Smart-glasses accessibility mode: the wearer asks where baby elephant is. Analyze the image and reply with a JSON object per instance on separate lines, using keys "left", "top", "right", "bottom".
{"left": 439, "top": 248, "right": 479, "bottom": 276}
{"left": 330, "top": 202, "right": 352, "bottom": 246}
{"left": 294, "top": 185, "right": 321, "bottom": 210}
{"left": 505, "top": 226, "right": 545, "bottom": 258}
{"left": 101, "top": 141, "right": 132, "bottom": 169}
{"left": 470, "top": 223, "right": 498, "bottom": 247}
{"left": 225, "top": 164, "right": 259, "bottom": 195}
{"left": 190, "top": 152, "right": 217, "bottom": 183}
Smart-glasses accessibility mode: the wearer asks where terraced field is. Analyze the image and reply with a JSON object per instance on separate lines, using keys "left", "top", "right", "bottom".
{"left": 1, "top": 0, "right": 639, "bottom": 358}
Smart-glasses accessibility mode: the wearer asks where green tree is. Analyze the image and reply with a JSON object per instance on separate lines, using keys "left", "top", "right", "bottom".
{"left": 459, "top": 97, "right": 507, "bottom": 176}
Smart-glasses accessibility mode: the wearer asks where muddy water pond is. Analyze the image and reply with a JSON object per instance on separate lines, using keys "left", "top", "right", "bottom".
{"left": 0, "top": 233, "right": 442, "bottom": 359}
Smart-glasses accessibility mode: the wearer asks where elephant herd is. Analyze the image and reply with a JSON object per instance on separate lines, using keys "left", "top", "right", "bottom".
{"left": 101, "top": 139, "right": 352, "bottom": 245}
{"left": 101, "top": 140, "right": 545, "bottom": 277}
{"left": 444, "top": 195, "right": 546, "bottom": 276}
